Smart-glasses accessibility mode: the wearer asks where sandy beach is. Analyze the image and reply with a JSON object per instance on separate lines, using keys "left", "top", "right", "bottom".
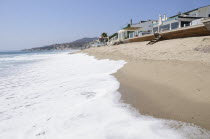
{"left": 81, "top": 36, "right": 210, "bottom": 130}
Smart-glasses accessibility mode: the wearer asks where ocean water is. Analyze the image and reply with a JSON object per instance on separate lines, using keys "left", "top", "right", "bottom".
{"left": 0, "top": 51, "right": 209, "bottom": 139}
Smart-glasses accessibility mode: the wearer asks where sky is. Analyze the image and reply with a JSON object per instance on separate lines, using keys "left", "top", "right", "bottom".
{"left": 0, "top": 0, "right": 209, "bottom": 51}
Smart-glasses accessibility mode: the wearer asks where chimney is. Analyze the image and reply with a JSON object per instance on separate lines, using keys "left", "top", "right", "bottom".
{"left": 159, "top": 14, "right": 162, "bottom": 25}
{"left": 163, "top": 14, "right": 166, "bottom": 21}
{"left": 130, "top": 19, "right": 133, "bottom": 25}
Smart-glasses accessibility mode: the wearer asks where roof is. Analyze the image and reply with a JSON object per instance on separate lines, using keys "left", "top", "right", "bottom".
{"left": 178, "top": 16, "right": 203, "bottom": 19}
{"left": 124, "top": 27, "right": 142, "bottom": 31}
{"left": 131, "top": 20, "right": 157, "bottom": 27}
{"left": 153, "top": 16, "right": 203, "bottom": 26}
{"left": 121, "top": 20, "right": 157, "bottom": 30}
{"left": 185, "top": 5, "right": 210, "bottom": 13}
{"left": 170, "top": 5, "right": 210, "bottom": 18}
{"left": 118, "top": 27, "right": 142, "bottom": 33}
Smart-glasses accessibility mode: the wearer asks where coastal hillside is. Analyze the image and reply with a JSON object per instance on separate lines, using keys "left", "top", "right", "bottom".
{"left": 22, "top": 37, "right": 98, "bottom": 51}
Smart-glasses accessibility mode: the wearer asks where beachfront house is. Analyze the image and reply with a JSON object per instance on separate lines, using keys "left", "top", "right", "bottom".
{"left": 153, "top": 5, "right": 210, "bottom": 33}
{"left": 128, "top": 20, "right": 156, "bottom": 38}
{"left": 117, "top": 20, "right": 139, "bottom": 41}
{"left": 118, "top": 19, "right": 156, "bottom": 41}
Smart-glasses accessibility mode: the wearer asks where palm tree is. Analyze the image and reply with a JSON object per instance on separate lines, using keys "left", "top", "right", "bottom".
{"left": 100, "top": 32, "right": 108, "bottom": 42}
{"left": 101, "top": 32, "right": 108, "bottom": 38}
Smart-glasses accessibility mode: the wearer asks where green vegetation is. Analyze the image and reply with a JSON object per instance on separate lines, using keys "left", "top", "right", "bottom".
{"left": 101, "top": 32, "right": 108, "bottom": 38}
{"left": 123, "top": 24, "right": 131, "bottom": 29}
{"left": 109, "top": 33, "right": 118, "bottom": 39}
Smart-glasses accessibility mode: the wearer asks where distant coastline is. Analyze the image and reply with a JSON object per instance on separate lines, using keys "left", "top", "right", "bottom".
{"left": 22, "top": 37, "right": 98, "bottom": 51}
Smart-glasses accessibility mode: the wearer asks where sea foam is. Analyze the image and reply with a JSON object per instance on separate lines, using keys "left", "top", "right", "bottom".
{"left": 0, "top": 52, "right": 209, "bottom": 139}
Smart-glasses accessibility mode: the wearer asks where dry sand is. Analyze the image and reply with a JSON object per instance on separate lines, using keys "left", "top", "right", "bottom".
{"left": 81, "top": 36, "right": 210, "bottom": 130}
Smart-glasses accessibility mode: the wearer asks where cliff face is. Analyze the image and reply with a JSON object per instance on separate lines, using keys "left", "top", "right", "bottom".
{"left": 22, "top": 37, "right": 98, "bottom": 51}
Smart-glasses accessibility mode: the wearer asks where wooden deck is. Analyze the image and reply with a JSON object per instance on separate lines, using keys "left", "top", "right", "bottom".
{"left": 126, "top": 23, "right": 210, "bottom": 43}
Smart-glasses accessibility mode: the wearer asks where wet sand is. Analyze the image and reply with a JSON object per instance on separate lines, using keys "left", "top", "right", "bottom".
{"left": 80, "top": 36, "right": 210, "bottom": 130}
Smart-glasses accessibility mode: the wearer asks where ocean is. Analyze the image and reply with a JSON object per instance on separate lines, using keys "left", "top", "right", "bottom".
{"left": 0, "top": 51, "right": 209, "bottom": 139}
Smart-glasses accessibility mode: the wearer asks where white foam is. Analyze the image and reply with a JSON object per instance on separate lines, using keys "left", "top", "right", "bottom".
{"left": 0, "top": 54, "right": 48, "bottom": 62}
{"left": 0, "top": 52, "right": 209, "bottom": 139}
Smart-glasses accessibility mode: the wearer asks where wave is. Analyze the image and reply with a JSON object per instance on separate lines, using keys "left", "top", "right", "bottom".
{"left": 0, "top": 52, "right": 209, "bottom": 139}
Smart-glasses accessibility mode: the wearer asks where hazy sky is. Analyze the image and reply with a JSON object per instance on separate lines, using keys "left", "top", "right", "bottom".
{"left": 0, "top": 0, "right": 209, "bottom": 51}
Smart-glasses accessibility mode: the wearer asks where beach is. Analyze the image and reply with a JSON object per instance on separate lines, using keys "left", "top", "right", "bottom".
{"left": 1, "top": 43, "right": 210, "bottom": 138}
{"left": 81, "top": 36, "right": 210, "bottom": 130}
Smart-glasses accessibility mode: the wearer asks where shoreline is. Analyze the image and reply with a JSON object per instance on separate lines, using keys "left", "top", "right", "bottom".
{"left": 80, "top": 36, "right": 210, "bottom": 130}
{"left": 115, "top": 60, "right": 210, "bottom": 130}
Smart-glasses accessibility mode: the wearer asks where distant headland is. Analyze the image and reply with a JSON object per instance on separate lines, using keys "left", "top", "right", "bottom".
{"left": 22, "top": 37, "right": 98, "bottom": 51}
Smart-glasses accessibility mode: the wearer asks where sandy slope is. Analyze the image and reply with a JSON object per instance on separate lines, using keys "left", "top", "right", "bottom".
{"left": 81, "top": 36, "right": 210, "bottom": 130}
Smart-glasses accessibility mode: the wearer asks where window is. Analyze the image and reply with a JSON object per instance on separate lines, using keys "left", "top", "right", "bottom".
{"left": 129, "top": 33, "right": 134, "bottom": 38}
{"left": 181, "top": 21, "right": 190, "bottom": 27}
{"left": 160, "top": 24, "right": 170, "bottom": 31}
{"left": 171, "top": 22, "right": 179, "bottom": 30}
{"left": 153, "top": 27, "right": 158, "bottom": 33}
{"left": 209, "top": 14, "right": 210, "bottom": 17}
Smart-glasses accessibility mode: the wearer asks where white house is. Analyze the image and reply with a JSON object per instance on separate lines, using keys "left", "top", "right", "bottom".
{"left": 118, "top": 20, "right": 156, "bottom": 41}
{"left": 153, "top": 5, "right": 210, "bottom": 33}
